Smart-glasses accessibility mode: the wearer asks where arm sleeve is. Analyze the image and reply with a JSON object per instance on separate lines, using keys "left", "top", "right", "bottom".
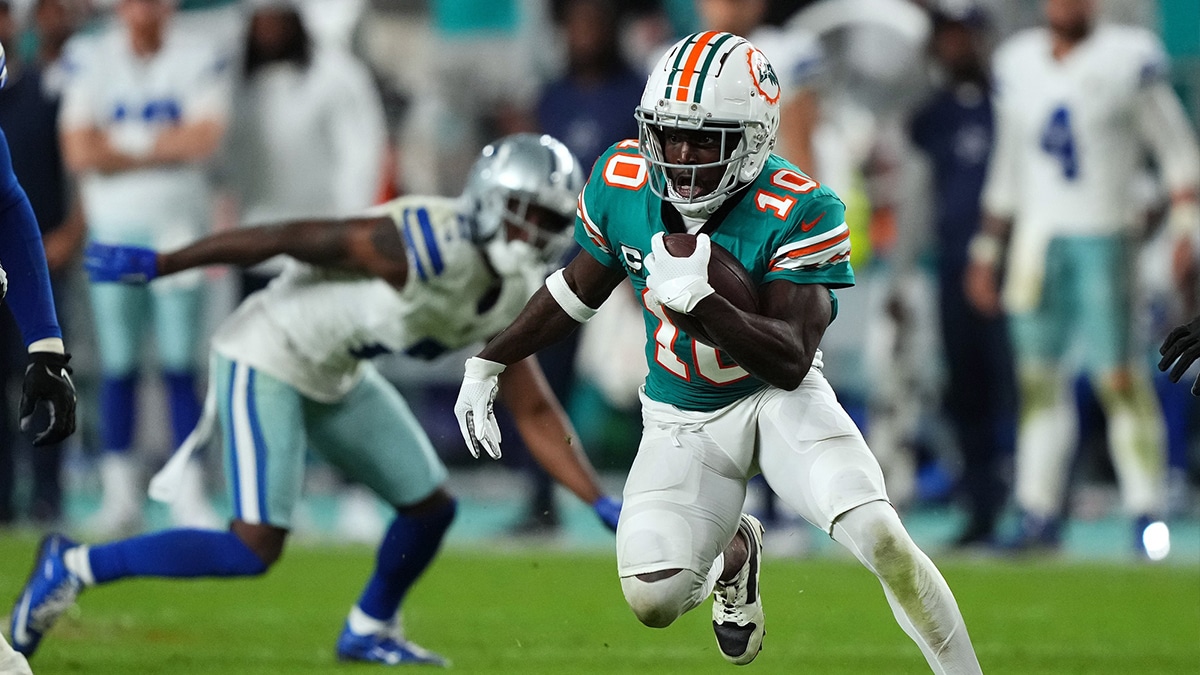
{"left": 1135, "top": 82, "right": 1200, "bottom": 196}
{"left": 762, "top": 193, "right": 855, "bottom": 288}
{"left": 183, "top": 44, "right": 233, "bottom": 123}
{"left": 572, "top": 178, "right": 621, "bottom": 268}
{"left": 327, "top": 56, "right": 388, "bottom": 214}
{"left": 981, "top": 67, "right": 1019, "bottom": 219}
{"left": 0, "top": 130, "right": 62, "bottom": 346}
{"left": 57, "top": 39, "right": 98, "bottom": 132}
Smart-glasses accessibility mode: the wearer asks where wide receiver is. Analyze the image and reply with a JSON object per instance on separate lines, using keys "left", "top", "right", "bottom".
{"left": 11, "top": 133, "right": 620, "bottom": 666}
{"left": 455, "top": 32, "right": 981, "bottom": 671}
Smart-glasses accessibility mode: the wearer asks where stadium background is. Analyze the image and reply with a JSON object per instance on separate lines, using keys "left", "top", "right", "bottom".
{"left": 0, "top": 0, "right": 1198, "bottom": 671}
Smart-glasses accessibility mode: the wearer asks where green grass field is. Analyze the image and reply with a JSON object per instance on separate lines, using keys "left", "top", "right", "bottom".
{"left": 1, "top": 535, "right": 1197, "bottom": 674}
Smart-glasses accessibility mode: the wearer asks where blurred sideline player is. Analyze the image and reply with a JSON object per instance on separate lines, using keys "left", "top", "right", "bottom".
{"left": 10, "top": 134, "right": 621, "bottom": 665}
{"left": 456, "top": 33, "right": 981, "bottom": 671}
{"left": 60, "top": 0, "right": 231, "bottom": 535}
{"left": 966, "top": 0, "right": 1200, "bottom": 555}
{"left": 908, "top": 4, "right": 1016, "bottom": 547}
{"left": 0, "top": 38, "right": 78, "bottom": 675}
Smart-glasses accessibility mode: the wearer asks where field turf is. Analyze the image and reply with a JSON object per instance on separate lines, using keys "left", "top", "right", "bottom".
{"left": 1, "top": 536, "right": 1197, "bottom": 674}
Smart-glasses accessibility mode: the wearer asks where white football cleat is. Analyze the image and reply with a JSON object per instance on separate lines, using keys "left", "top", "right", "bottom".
{"left": 712, "top": 513, "right": 765, "bottom": 665}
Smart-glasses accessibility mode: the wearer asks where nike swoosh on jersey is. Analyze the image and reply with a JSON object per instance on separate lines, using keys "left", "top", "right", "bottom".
{"left": 800, "top": 213, "right": 825, "bottom": 232}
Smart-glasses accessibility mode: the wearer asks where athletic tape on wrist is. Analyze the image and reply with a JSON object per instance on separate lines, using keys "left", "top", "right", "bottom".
{"left": 967, "top": 233, "right": 1002, "bottom": 266}
{"left": 546, "top": 268, "right": 597, "bottom": 323}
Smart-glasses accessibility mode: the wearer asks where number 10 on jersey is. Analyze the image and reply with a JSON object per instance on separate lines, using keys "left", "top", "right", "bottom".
{"left": 642, "top": 290, "right": 751, "bottom": 385}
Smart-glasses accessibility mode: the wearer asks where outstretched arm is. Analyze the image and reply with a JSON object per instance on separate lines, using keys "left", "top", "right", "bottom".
{"left": 88, "top": 215, "right": 410, "bottom": 289}
{"left": 499, "top": 357, "right": 618, "bottom": 530}
{"left": 455, "top": 250, "right": 625, "bottom": 460}
{"left": 689, "top": 279, "right": 832, "bottom": 391}
{"left": 479, "top": 251, "right": 626, "bottom": 365}
{"left": 0, "top": 129, "right": 75, "bottom": 446}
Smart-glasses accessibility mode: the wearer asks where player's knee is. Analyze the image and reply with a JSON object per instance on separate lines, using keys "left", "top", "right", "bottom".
{"left": 836, "top": 502, "right": 917, "bottom": 572}
{"left": 1094, "top": 368, "right": 1151, "bottom": 408}
{"left": 620, "top": 569, "right": 699, "bottom": 628}
{"left": 231, "top": 520, "right": 287, "bottom": 570}
{"left": 1017, "top": 365, "right": 1064, "bottom": 413}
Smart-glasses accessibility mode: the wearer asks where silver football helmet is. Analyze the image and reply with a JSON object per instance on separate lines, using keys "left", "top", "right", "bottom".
{"left": 463, "top": 133, "right": 584, "bottom": 274}
{"left": 637, "top": 31, "right": 782, "bottom": 217}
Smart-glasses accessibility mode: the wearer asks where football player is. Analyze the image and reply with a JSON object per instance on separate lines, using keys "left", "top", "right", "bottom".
{"left": 965, "top": 0, "right": 1200, "bottom": 555}
{"left": 454, "top": 33, "right": 982, "bottom": 671}
{"left": 10, "top": 133, "right": 620, "bottom": 665}
{"left": 0, "top": 37, "right": 77, "bottom": 675}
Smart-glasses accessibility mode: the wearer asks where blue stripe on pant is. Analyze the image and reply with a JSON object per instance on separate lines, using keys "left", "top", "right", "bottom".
{"left": 226, "top": 360, "right": 269, "bottom": 524}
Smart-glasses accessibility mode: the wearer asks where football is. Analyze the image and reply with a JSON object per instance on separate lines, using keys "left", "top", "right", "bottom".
{"left": 659, "top": 233, "right": 758, "bottom": 347}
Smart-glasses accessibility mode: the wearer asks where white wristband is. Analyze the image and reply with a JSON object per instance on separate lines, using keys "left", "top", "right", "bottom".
{"left": 28, "top": 337, "right": 65, "bottom": 354}
{"left": 546, "top": 268, "right": 598, "bottom": 323}
{"left": 464, "top": 356, "right": 506, "bottom": 379}
{"left": 967, "top": 233, "right": 1002, "bottom": 266}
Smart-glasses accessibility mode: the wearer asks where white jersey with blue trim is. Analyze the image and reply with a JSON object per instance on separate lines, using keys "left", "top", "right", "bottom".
{"left": 211, "top": 195, "right": 542, "bottom": 402}
{"left": 983, "top": 23, "right": 1195, "bottom": 237}
{"left": 59, "top": 28, "right": 232, "bottom": 247}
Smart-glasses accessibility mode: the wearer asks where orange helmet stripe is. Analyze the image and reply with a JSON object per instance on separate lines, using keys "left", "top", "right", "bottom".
{"left": 673, "top": 31, "right": 721, "bottom": 102}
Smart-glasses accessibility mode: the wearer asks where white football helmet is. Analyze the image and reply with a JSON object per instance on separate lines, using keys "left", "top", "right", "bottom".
{"left": 463, "top": 133, "right": 584, "bottom": 274}
{"left": 636, "top": 31, "right": 782, "bottom": 217}
{"left": 1, "top": 41, "right": 8, "bottom": 89}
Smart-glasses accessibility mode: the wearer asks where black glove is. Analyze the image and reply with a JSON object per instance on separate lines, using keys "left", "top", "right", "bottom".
{"left": 20, "top": 351, "right": 77, "bottom": 446}
{"left": 1158, "top": 315, "right": 1200, "bottom": 396}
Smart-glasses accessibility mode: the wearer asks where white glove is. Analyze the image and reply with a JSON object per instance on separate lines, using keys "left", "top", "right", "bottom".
{"left": 644, "top": 232, "right": 714, "bottom": 313}
{"left": 454, "top": 356, "right": 507, "bottom": 459}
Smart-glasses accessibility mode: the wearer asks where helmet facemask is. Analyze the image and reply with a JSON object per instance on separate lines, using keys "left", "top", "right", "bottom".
{"left": 486, "top": 191, "right": 575, "bottom": 273}
{"left": 636, "top": 111, "right": 769, "bottom": 215}
{"left": 636, "top": 32, "right": 782, "bottom": 218}
{"left": 463, "top": 134, "right": 584, "bottom": 274}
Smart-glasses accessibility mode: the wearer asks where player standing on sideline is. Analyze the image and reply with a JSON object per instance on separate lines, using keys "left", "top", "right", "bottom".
{"left": 60, "top": 0, "right": 231, "bottom": 535}
{"left": 10, "top": 134, "right": 621, "bottom": 665}
{"left": 965, "top": 0, "right": 1200, "bottom": 555}
{"left": 0, "top": 39, "right": 78, "bottom": 675}
{"left": 455, "top": 33, "right": 981, "bottom": 671}
{"left": 909, "top": 5, "right": 1015, "bottom": 549}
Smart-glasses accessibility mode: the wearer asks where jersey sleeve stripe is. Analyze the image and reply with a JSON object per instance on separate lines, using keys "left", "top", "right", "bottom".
{"left": 770, "top": 223, "right": 849, "bottom": 258}
{"left": 769, "top": 225, "right": 851, "bottom": 270}
{"left": 400, "top": 212, "right": 429, "bottom": 281}
{"left": 577, "top": 189, "right": 612, "bottom": 254}
{"left": 415, "top": 207, "right": 445, "bottom": 276}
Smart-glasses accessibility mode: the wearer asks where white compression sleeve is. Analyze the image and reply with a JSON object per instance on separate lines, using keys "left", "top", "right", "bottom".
{"left": 546, "top": 268, "right": 598, "bottom": 323}
{"left": 832, "top": 502, "right": 982, "bottom": 675}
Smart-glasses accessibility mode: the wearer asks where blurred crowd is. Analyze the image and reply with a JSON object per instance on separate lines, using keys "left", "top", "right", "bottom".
{"left": 0, "top": 0, "right": 1196, "bottom": 556}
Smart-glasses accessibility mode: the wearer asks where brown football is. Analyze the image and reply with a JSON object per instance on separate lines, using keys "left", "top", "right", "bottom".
{"left": 659, "top": 233, "right": 758, "bottom": 347}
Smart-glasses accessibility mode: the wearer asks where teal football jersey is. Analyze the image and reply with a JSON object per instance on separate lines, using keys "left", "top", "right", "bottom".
{"left": 574, "top": 140, "right": 855, "bottom": 411}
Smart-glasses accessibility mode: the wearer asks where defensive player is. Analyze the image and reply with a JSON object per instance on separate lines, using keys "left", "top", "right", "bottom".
{"left": 455, "top": 33, "right": 981, "bottom": 671}
{"left": 966, "top": 0, "right": 1200, "bottom": 554}
{"left": 0, "top": 38, "right": 78, "bottom": 675}
{"left": 10, "top": 134, "right": 620, "bottom": 665}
